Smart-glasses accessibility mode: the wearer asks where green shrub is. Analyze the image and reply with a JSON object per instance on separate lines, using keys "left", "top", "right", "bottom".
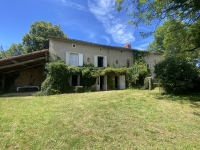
{"left": 107, "top": 76, "right": 115, "bottom": 90}
{"left": 126, "top": 62, "right": 148, "bottom": 87}
{"left": 40, "top": 61, "right": 70, "bottom": 95}
{"left": 154, "top": 56, "right": 200, "bottom": 94}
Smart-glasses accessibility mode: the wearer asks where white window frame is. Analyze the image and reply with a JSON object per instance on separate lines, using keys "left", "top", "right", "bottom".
{"left": 94, "top": 55, "right": 107, "bottom": 67}
{"left": 66, "top": 51, "right": 83, "bottom": 66}
{"left": 69, "top": 75, "right": 80, "bottom": 87}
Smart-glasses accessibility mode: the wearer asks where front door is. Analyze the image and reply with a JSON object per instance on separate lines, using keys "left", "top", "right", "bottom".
{"left": 119, "top": 75, "right": 126, "bottom": 89}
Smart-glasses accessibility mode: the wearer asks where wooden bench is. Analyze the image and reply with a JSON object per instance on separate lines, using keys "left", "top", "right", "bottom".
{"left": 16, "top": 86, "right": 40, "bottom": 92}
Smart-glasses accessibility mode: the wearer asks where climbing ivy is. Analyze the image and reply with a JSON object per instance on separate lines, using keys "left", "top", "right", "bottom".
{"left": 39, "top": 53, "right": 151, "bottom": 95}
{"left": 107, "top": 75, "right": 115, "bottom": 90}
{"left": 133, "top": 50, "right": 147, "bottom": 63}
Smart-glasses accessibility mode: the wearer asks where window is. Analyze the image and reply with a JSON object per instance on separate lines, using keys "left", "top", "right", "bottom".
{"left": 98, "top": 56, "right": 104, "bottom": 67}
{"left": 94, "top": 55, "right": 107, "bottom": 67}
{"left": 70, "top": 53, "right": 78, "bottom": 66}
{"left": 147, "top": 64, "right": 150, "bottom": 69}
{"left": 72, "top": 75, "right": 78, "bottom": 86}
{"left": 72, "top": 44, "right": 76, "bottom": 48}
{"left": 66, "top": 52, "right": 83, "bottom": 66}
{"left": 70, "top": 75, "right": 80, "bottom": 86}
{"left": 127, "top": 60, "right": 130, "bottom": 68}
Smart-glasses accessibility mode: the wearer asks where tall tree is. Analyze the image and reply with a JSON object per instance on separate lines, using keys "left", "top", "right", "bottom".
{"left": 116, "top": 0, "right": 200, "bottom": 52}
{"left": 0, "top": 43, "right": 24, "bottom": 59}
{"left": 23, "top": 21, "right": 67, "bottom": 53}
{"left": 116, "top": 0, "right": 200, "bottom": 27}
{"left": 148, "top": 19, "right": 200, "bottom": 59}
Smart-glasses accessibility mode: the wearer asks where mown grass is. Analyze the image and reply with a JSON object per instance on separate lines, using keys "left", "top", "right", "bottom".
{"left": 1, "top": 89, "right": 200, "bottom": 149}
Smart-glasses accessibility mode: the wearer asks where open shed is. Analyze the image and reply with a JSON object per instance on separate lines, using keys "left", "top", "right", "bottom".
{"left": 0, "top": 49, "right": 49, "bottom": 92}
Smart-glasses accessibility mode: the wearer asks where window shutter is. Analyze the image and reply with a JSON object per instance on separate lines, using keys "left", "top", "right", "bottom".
{"left": 66, "top": 51, "right": 69, "bottom": 65}
{"left": 104, "top": 56, "right": 107, "bottom": 67}
{"left": 94, "top": 55, "right": 97, "bottom": 67}
{"left": 78, "top": 53, "right": 83, "bottom": 66}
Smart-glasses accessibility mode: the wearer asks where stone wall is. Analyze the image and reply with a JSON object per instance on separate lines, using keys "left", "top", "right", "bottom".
{"left": 14, "top": 66, "right": 45, "bottom": 91}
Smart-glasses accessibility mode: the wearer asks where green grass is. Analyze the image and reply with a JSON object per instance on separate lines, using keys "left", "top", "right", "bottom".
{"left": 1, "top": 89, "right": 200, "bottom": 149}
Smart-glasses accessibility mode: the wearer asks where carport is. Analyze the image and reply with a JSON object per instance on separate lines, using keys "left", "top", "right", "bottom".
{"left": 0, "top": 49, "right": 49, "bottom": 92}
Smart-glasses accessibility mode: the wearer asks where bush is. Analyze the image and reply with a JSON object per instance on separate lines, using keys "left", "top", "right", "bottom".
{"left": 40, "top": 61, "right": 70, "bottom": 95}
{"left": 154, "top": 56, "right": 200, "bottom": 94}
{"left": 126, "top": 62, "right": 148, "bottom": 87}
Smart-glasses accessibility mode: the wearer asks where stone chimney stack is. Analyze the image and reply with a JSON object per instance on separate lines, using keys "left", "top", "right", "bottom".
{"left": 124, "top": 44, "right": 131, "bottom": 49}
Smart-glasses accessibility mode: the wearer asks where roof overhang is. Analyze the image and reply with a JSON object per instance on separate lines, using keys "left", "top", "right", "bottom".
{"left": 0, "top": 49, "right": 49, "bottom": 74}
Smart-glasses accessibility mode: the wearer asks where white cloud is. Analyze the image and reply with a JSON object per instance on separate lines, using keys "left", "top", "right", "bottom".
{"left": 101, "top": 36, "right": 111, "bottom": 44}
{"left": 88, "top": 0, "right": 135, "bottom": 44}
{"left": 43, "top": 0, "right": 87, "bottom": 11}
{"left": 88, "top": 32, "right": 95, "bottom": 39}
{"left": 134, "top": 43, "right": 149, "bottom": 50}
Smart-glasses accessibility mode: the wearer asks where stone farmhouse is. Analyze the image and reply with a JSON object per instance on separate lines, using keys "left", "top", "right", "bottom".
{"left": 49, "top": 37, "right": 162, "bottom": 91}
{"left": 0, "top": 37, "right": 162, "bottom": 92}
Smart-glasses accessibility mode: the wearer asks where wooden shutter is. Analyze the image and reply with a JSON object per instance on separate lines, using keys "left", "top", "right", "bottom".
{"left": 94, "top": 55, "right": 97, "bottom": 67}
{"left": 104, "top": 56, "right": 107, "bottom": 67}
{"left": 78, "top": 53, "right": 83, "bottom": 66}
{"left": 66, "top": 51, "right": 69, "bottom": 65}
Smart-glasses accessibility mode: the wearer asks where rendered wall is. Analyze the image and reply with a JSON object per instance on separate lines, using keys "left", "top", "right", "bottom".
{"left": 49, "top": 39, "right": 134, "bottom": 68}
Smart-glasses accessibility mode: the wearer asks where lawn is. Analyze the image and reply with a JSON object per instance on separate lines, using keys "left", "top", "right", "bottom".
{"left": 1, "top": 89, "right": 200, "bottom": 149}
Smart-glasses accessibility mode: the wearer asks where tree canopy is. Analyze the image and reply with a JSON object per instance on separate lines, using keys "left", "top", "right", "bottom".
{"left": 23, "top": 21, "right": 67, "bottom": 53}
{"left": 147, "top": 19, "right": 200, "bottom": 60}
{"left": 0, "top": 43, "right": 24, "bottom": 59}
{"left": 116, "top": 0, "right": 200, "bottom": 52}
{"left": 116, "top": 0, "right": 200, "bottom": 27}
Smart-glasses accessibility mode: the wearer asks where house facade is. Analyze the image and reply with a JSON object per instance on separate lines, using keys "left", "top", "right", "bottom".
{"left": 49, "top": 37, "right": 162, "bottom": 91}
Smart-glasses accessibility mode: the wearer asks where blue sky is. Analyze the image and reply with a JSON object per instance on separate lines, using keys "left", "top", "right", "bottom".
{"left": 0, "top": 0, "right": 155, "bottom": 50}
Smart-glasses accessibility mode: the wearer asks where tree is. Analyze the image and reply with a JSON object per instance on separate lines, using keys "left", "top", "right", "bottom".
{"left": 23, "top": 21, "right": 67, "bottom": 53}
{"left": 0, "top": 43, "right": 24, "bottom": 59}
{"left": 116, "top": 0, "right": 200, "bottom": 27}
{"left": 116, "top": 0, "right": 200, "bottom": 52}
{"left": 154, "top": 56, "right": 200, "bottom": 94}
{"left": 147, "top": 19, "right": 200, "bottom": 60}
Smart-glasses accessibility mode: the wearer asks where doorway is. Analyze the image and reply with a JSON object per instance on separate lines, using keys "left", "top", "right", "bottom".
{"left": 100, "top": 76, "right": 104, "bottom": 90}
{"left": 115, "top": 76, "right": 118, "bottom": 89}
{"left": 72, "top": 75, "right": 78, "bottom": 86}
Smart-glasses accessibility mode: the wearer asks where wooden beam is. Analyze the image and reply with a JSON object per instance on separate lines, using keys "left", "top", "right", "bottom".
{"left": 0, "top": 57, "right": 45, "bottom": 69}
{"left": 5, "top": 63, "right": 44, "bottom": 74}
{"left": 12, "top": 60, "right": 18, "bottom": 63}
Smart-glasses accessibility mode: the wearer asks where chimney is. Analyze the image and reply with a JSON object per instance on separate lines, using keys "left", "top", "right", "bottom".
{"left": 124, "top": 44, "right": 131, "bottom": 49}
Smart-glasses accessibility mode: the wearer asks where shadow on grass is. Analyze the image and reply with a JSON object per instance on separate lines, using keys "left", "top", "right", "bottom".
{"left": 153, "top": 92, "right": 200, "bottom": 108}
{"left": 193, "top": 112, "right": 200, "bottom": 117}
{"left": 0, "top": 92, "right": 36, "bottom": 97}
